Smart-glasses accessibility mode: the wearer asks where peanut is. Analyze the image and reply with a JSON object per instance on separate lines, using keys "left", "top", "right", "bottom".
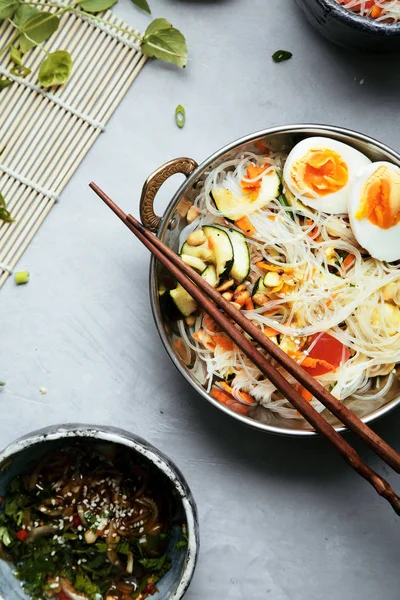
{"left": 233, "top": 291, "right": 251, "bottom": 307}
{"left": 186, "top": 229, "right": 206, "bottom": 247}
{"left": 229, "top": 302, "right": 242, "bottom": 310}
{"left": 187, "top": 206, "right": 200, "bottom": 224}
{"left": 253, "top": 293, "right": 268, "bottom": 306}
{"left": 221, "top": 292, "right": 233, "bottom": 301}
{"left": 216, "top": 279, "right": 234, "bottom": 292}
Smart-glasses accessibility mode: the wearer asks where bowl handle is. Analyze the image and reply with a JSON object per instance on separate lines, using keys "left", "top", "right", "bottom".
{"left": 140, "top": 157, "right": 199, "bottom": 232}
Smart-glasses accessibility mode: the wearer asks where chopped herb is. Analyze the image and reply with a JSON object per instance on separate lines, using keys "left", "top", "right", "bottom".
{"left": 14, "top": 271, "right": 30, "bottom": 285}
{"left": 0, "top": 382, "right": 5, "bottom": 387}
{"left": 0, "top": 192, "right": 13, "bottom": 223}
{"left": 139, "top": 554, "right": 167, "bottom": 571}
{"left": 175, "top": 104, "right": 186, "bottom": 128}
{"left": 272, "top": 50, "right": 293, "bottom": 63}
{"left": 0, "top": 526, "right": 12, "bottom": 546}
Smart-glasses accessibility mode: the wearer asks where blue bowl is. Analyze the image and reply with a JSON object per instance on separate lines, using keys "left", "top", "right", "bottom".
{"left": 294, "top": 0, "right": 400, "bottom": 52}
{"left": 0, "top": 424, "right": 199, "bottom": 600}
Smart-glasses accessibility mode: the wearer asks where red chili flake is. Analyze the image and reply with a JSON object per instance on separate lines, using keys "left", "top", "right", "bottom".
{"left": 57, "top": 593, "right": 69, "bottom": 600}
{"left": 143, "top": 583, "right": 158, "bottom": 596}
{"left": 73, "top": 514, "right": 81, "bottom": 528}
{"left": 0, "top": 497, "right": 3, "bottom": 504}
{"left": 16, "top": 530, "right": 29, "bottom": 542}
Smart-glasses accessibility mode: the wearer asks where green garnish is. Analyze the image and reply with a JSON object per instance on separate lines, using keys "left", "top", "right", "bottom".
{"left": 0, "top": 526, "right": 12, "bottom": 546}
{"left": 0, "top": 192, "right": 13, "bottom": 223}
{"left": 272, "top": 50, "right": 293, "bottom": 63}
{"left": 0, "top": 2, "right": 187, "bottom": 91}
{"left": 0, "top": 381, "right": 5, "bottom": 386}
{"left": 14, "top": 271, "right": 30, "bottom": 285}
{"left": 175, "top": 104, "right": 186, "bottom": 128}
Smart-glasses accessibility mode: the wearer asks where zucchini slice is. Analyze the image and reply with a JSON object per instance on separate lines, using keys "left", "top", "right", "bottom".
{"left": 181, "top": 254, "right": 207, "bottom": 272}
{"left": 252, "top": 277, "right": 268, "bottom": 296}
{"left": 180, "top": 241, "right": 213, "bottom": 263}
{"left": 202, "top": 225, "right": 234, "bottom": 282}
{"left": 201, "top": 265, "right": 219, "bottom": 288}
{"left": 170, "top": 284, "right": 197, "bottom": 317}
{"left": 211, "top": 171, "right": 281, "bottom": 220}
{"left": 218, "top": 226, "right": 250, "bottom": 284}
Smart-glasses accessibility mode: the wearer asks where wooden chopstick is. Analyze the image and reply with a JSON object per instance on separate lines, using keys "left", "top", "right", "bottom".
{"left": 90, "top": 182, "right": 400, "bottom": 516}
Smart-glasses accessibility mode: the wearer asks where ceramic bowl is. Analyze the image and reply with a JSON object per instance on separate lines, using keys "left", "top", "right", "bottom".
{"left": 0, "top": 424, "right": 199, "bottom": 600}
{"left": 294, "top": 0, "right": 400, "bottom": 52}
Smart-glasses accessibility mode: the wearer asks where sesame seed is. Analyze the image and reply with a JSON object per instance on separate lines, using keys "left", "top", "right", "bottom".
{"left": 139, "top": 527, "right": 144, "bottom": 533}
{"left": 51, "top": 551, "right": 56, "bottom": 556}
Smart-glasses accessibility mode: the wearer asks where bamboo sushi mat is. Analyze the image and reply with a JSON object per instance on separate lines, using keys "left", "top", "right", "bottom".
{"left": 0, "top": 2, "right": 146, "bottom": 288}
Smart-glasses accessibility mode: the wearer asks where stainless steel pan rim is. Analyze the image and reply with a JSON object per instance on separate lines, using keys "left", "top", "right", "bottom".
{"left": 147, "top": 124, "right": 400, "bottom": 437}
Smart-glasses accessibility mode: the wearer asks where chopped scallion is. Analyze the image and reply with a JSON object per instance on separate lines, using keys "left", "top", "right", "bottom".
{"left": 15, "top": 271, "right": 30, "bottom": 285}
{"left": 272, "top": 50, "right": 292, "bottom": 63}
{"left": 175, "top": 104, "right": 185, "bottom": 128}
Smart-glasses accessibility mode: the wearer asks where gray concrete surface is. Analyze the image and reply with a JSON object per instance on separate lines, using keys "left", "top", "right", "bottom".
{"left": 1, "top": 1, "right": 400, "bottom": 598}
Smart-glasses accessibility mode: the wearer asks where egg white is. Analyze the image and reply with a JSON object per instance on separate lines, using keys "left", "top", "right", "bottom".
{"left": 349, "top": 161, "right": 400, "bottom": 262}
{"left": 283, "top": 137, "right": 371, "bottom": 215}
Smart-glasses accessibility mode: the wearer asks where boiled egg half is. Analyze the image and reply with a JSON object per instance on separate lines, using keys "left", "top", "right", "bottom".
{"left": 283, "top": 137, "right": 371, "bottom": 214}
{"left": 348, "top": 161, "right": 400, "bottom": 262}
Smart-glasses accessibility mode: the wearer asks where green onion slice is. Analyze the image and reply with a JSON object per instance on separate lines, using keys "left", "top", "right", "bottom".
{"left": 175, "top": 104, "right": 185, "bottom": 128}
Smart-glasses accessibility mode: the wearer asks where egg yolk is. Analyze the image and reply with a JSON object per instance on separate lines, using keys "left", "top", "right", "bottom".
{"left": 291, "top": 148, "right": 349, "bottom": 197}
{"left": 355, "top": 165, "right": 400, "bottom": 230}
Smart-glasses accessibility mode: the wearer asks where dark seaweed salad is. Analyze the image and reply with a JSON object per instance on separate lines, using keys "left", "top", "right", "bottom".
{"left": 0, "top": 443, "right": 180, "bottom": 600}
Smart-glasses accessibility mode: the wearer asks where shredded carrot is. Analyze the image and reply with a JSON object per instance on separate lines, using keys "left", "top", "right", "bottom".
{"left": 299, "top": 386, "right": 313, "bottom": 402}
{"left": 264, "top": 326, "right": 279, "bottom": 337}
{"left": 211, "top": 388, "right": 250, "bottom": 415}
{"left": 174, "top": 339, "right": 184, "bottom": 351}
{"left": 342, "top": 253, "right": 355, "bottom": 270}
{"left": 244, "top": 298, "right": 254, "bottom": 310}
{"left": 203, "top": 314, "right": 219, "bottom": 333}
{"left": 235, "top": 216, "right": 256, "bottom": 236}
{"left": 371, "top": 5, "right": 383, "bottom": 18}
{"left": 213, "top": 335, "right": 235, "bottom": 352}
{"left": 268, "top": 215, "right": 276, "bottom": 221}
{"left": 305, "top": 219, "right": 319, "bottom": 238}
{"left": 241, "top": 164, "right": 269, "bottom": 199}
{"left": 256, "top": 261, "right": 294, "bottom": 274}
{"left": 218, "top": 382, "right": 254, "bottom": 405}
{"left": 193, "top": 329, "right": 216, "bottom": 350}
{"left": 326, "top": 293, "right": 337, "bottom": 308}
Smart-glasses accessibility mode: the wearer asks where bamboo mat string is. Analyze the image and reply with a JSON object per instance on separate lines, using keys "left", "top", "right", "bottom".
{"left": 0, "top": 5, "right": 146, "bottom": 285}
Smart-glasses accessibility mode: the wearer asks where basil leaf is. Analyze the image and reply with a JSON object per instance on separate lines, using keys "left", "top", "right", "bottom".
{"left": 272, "top": 50, "right": 292, "bottom": 63}
{"left": 13, "top": 3, "right": 38, "bottom": 27}
{"left": 175, "top": 104, "right": 185, "bottom": 128}
{"left": 141, "top": 18, "right": 187, "bottom": 68}
{"left": 10, "top": 45, "right": 22, "bottom": 65}
{"left": 130, "top": 0, "right": 151, "bottom": 13}
{"left": 139, "top": 554, "right": 166, "bottom": 571}
{"left": 19, "top": 12, "right": 59, "bottom": 54}
{"left": 74, "top": 573, "right": 100, "bottom": 596}
{"left": 76, "top": 0, "right": 117, "bottom": 12}
{"left": 0, "top": 77, "right": 13, "bottom": 91}
{"left": 0, "top": 0, "right": 20, "bottom": 21}
{"left": 38, "top": 50, "right": 72, "bottom": 87}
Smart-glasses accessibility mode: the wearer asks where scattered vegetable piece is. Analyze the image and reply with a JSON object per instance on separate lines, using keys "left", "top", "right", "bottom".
{"left": 15, "top": 529, "right": 28, "bottom": 542}
{"left": 272, "top": 50, "right": 293, "bottom": 63}
{"left": 14, "top": 271, "right": 29, "bottom": 285}
{"left": 175, "top": 104, "right": 186, "bottom": 128}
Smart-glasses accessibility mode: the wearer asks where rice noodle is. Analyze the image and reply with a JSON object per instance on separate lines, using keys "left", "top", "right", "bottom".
{"left": 336, "top": 0, "right": 400, "bottom": 22}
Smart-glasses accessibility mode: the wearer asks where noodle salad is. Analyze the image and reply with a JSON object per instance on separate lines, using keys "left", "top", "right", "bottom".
{"left": 160, "top": 138, "right": 400, "bottom": 421}
{"left": 336, "top": 0, "right": 400, "bottom": 22}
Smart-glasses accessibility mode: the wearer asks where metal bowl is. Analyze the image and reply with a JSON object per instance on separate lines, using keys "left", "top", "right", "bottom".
{"left": 0, "top": 424, "right": 199, "bottom": 600}
{"left": 294, "top": 0, "right": 400, "bottom": 52}
{"left": 143, "top": 124, "right": 400, "bottom": 436}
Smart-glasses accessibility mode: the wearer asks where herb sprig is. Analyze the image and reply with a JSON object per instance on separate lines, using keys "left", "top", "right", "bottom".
{"left": 0, "top": 0, "right": 187, "bottom": 91}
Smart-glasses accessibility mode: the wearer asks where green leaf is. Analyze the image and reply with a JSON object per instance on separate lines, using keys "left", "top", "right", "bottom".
{"left": 139, "top": 554, "right": 167, "bottom": 572}
{"left": 141, "top": 18, "right": 187, "bottom": 68}
{"left": 0, "top": 193, "right": 13, "bottom": 222}
{"left": 272, "top": 50, "right": 292, "bottom": 63}
{"left": 13, "top": 3, "right": 38, "bottom": 27}
{"left": 0, "top": 382, "right": 5, "bottom": 386}
{"left": 175, "top": 104, "right": 185, "bottom": 128}
{"left": 130, "top": 0, "right": 151, "bottom": 13}
{"left": 175, "top": 539, "right": 187, "bottom": 551}
{"left": 38, "top": 50, "right": 72, "bottom": 87}
{"left": 0, "top": 77, "right": 12, "bottom": 91}
{"left": 117, "top": 540, "right": 130, "bottom": 555}
{"left": 74, "top": 573, "right": 99, "bottom": 596}
{"left": 0, "top": 0, "right": 20, "bottom": 21}
{"left": 19, "top": 11, "right": 59, "bottom": 54}
{"left": 76, "top": 0, "right": 117, "bottom": 12}
{"left": 0, "top": 526, "right": 12, "bottom": 546}
{"left": 10, "top": 45, "right": 22, "bottom": 66}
